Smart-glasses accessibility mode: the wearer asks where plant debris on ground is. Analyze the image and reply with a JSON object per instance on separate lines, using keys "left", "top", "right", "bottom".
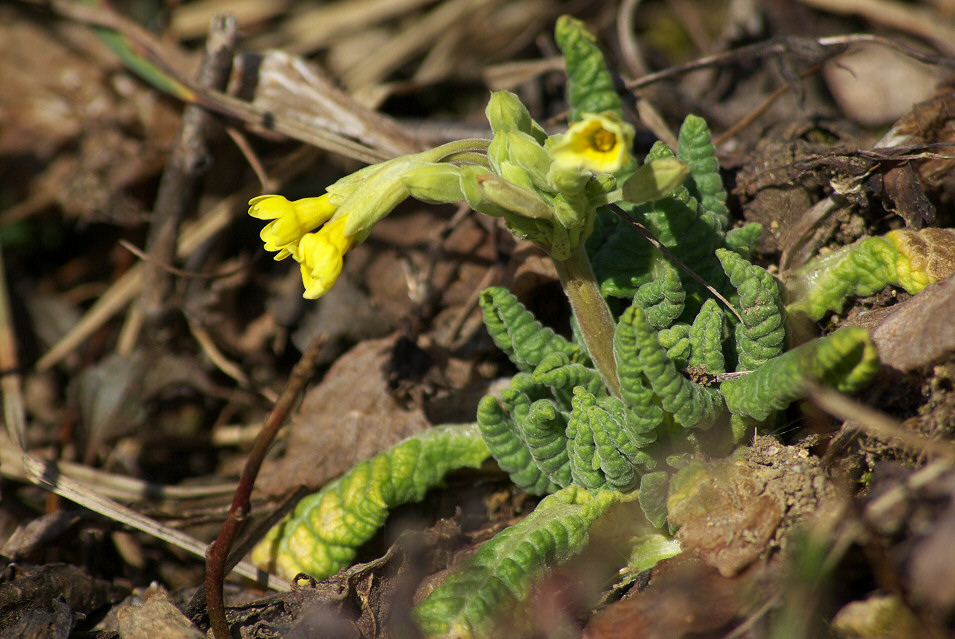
{"left": 2, "top": 1, "right": 955, "bottom": 638}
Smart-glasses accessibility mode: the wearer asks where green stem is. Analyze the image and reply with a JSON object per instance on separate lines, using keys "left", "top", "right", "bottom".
{"left": 553, "top": 243, "right": 621, "bottom": 397}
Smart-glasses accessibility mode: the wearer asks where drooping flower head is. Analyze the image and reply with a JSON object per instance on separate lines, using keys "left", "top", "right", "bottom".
{"left": 249, "top": 139, "right": 492, "bottom": 300}
{"left": 249, "top": 194, "right": 338, "bottom": 260}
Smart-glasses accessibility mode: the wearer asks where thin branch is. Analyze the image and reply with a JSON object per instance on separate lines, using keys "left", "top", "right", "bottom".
{"left": 625, "top": 33, "right": 955, "bottom": 91}
{"left": 118, "top": 240, "right": 254, "bottom": 281}
{"left": 205, "top": 335, "right": 326, "bottom": 639}
{"left": 139, "top": 14, "right": 237, "bottom": 330}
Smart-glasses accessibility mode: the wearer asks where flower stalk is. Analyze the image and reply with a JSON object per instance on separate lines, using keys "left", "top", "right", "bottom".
{"left": 552, "top": 242, "right": 620, "bottom": 397}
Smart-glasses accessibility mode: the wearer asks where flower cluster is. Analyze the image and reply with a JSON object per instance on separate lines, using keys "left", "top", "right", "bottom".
{"left": 249, "top": 91, "right": 643, "bottom": 299}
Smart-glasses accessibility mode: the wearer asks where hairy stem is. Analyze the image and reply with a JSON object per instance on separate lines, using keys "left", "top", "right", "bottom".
{"left": 553, "top": 243, "right": 621, "bottom": 397}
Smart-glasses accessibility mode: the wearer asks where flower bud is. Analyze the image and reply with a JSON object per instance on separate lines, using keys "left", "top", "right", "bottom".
{"left": 401, "top": 163, "right": 469, "bottom": 204}
{"left": 476, "top": 173, "right": 552, "bottom": 220}
{"left": 621, "top": 158, "right": 689, "bottom": 205}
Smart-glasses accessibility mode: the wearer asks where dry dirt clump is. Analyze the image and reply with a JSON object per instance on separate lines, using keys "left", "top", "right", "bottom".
{"left": 667, "top": 436, "right": 838, "bottom": 578}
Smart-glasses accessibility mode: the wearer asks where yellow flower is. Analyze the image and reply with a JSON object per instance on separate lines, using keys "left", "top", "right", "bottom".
{"left": 295, "top": 216, "right": 356, "bottom": 299}
{"left": 250, "top": 139, "right": 491, "bottom": 300}
{"left": 548, "top": 112, "right": 634, "bottom": 175}
{"left": 249, "top": 195, "right": 338, "bottom": 260}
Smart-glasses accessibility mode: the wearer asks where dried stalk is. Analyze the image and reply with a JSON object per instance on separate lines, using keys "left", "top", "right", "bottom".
{"left": 205, "top": 336, "right": 326, "bottom": 639}
{"left": 139, "top": 15, "right": 237, "bottom": 330}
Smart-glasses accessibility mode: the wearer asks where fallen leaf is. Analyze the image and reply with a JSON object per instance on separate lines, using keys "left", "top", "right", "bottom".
{"left": 116, "top": 586, "right": 204, "bottom": 639}
{"left": 667, "top": 436, "right": 836, "bottom": 577}
{"left": 255, "top": 335, "right": 431, "bottom": 498}
{"left": 583, "top": 554, "right": 782, "bottom": 639}
{"left": 869, "top": 274, "right": 955, "bottom": 372}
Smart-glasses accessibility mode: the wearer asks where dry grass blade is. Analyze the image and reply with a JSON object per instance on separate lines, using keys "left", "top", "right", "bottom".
{"left": 19, "top": 454, "right": 287, "bottom": 591}
{"left": 0, "top": 434, "right": 235, "bottom": 502}
{"left": 343, "top": 0, "right": 498, "bottom": 92}
{"left": 244, "top": 0, "right": 437, "bottom": 53}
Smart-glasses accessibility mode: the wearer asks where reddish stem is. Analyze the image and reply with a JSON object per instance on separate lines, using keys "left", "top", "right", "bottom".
{"left": 206, "top": 336, "right": 325, "bottom": 639}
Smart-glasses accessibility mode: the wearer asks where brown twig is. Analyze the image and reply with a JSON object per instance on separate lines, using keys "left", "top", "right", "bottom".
{"left": 118, "top": 240, "right": 254, "bottom": 281}
{"left": 712, "top": 64, "right": 824, "bottom": 148}
{"left": 205, "top": 335, "right": 326, "bottom": 639}
{"left": 139, "top": 15, "right": 237, "bottom": 331}
{"left": 607, "top": 204, "right": 744, "bottom": 324}
{"left": 624, "top": 33, "right": 955, "bottom": 91}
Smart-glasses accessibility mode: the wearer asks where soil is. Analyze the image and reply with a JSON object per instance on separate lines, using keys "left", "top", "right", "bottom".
{"left": 2, "top": 1, "right": 955, "bottom": 638}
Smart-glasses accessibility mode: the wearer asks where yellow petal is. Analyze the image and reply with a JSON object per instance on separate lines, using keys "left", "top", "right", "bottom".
{"left": 250, "top": 195, "right": 338, "bottom": 259}
{"left": 549, "top": 112, "right": 633, "bottom": 174}
{"left": 295, "top": 216, "right": 355, "bottom": 299}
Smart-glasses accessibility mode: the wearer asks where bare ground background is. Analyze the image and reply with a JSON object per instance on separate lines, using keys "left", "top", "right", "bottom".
{"left": 2, "top": 0, "right": 955, "bottom": 637}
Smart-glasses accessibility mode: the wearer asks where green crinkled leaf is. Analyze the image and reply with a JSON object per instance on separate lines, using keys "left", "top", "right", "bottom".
{"left": 688, "top": 298, "right": 726, "bottom": 374}
{"left": 716, "top": 248, "right": 786, "bottom": 371}
{"left": 532, "top": 351, "right": 605, "bottom": 399}
{"left": 566, "top": 389, "right": 606, "bottom": 492}
{"left": 619, "top": 305, "right": 726, "bottom": 430}
{"left": 479, "top": 286, "right": 583, "bottom": 372}
{"left": 592, "top": 212, "right": 660, "bottom": 298}
{"left": 724, "top": 223, "right": 763, "bottom": 260}
{"left": 630, "top": 143, "right": 727, "bottom": 296}
{"left": 658, "top": 323, "right": 691, "bottom": 370}
{"left": 413, "top": 486, "right": 624, "bottom": 638}
{"left": 785, "top": 235, "right": 904, "bottom": 320}
{"left": 787, "top": 228, "right": 955, "bottom": 320}
{"left": 251, "top": 425, "right": 490, "bottom": 580}
{"left": 634, "top": 263, "right": 685, "bottom": 329}
{"left": 554, "top": 16, "right": 622, "bottom": 121}
{"left": 641, "top": 195, "right": 726, "bottom": 288}
{"left": 478, "top": 376, "right": 561, "bottom": 495}
{"left": 677, "top": 114, "right": 729, "bottom": 229}
{"left": 721, "top": 327, "right": 879, "bottom": 422}
{"left": 521, "top": 399, "right": 574, "bottom": 488}
{"left": 573, "top": 388, "right": 657, "bottom": 492}
{"left": 612, "top": 314, "right": 666, "bottom": 427}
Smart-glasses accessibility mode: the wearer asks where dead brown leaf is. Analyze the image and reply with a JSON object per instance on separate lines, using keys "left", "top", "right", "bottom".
{"left": 869, "top": 274, "right": 955, "bottom": 372}
{"left": 583, "top": 554, "right": 783, "bottom": 639}
{"left": 254, "top": 335, "right": 431, "bottom": 499}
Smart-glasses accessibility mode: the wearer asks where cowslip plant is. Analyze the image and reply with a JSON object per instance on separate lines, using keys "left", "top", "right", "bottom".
{"left": 247, "top": 15, "right": 896, "bottom": 638}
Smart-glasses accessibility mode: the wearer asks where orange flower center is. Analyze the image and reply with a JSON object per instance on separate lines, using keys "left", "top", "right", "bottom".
{"left": 591, "top": 128, "right": 616, "bottom": 152}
